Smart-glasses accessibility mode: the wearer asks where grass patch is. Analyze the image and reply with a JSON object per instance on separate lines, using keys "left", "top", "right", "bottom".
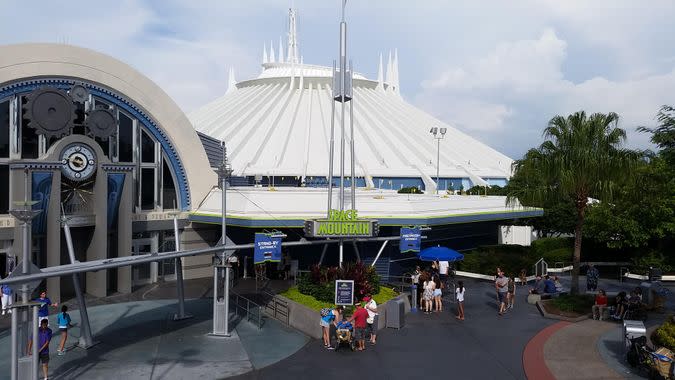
{"left": 279, "top": 286, "right": 399, "bottom": 312}
{"left": 548, "top": 294, "right": 594, "bottom": 314}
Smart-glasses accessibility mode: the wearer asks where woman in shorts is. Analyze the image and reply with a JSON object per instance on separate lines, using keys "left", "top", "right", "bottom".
{"left": 57, "top": 305, "right": 72, "bottom": 355}
{"left": 433, "top": 275, "right": 443, "bottom": 312}
{"left": 507, "top": 275, "right": 516, "bottom": 310}
{"left": 423, "top": 277, "right": 435, "bottom": 314}
{"left": 455, "top": 281, "right": 465, "bottom": 320}
{"left": 320, "top": 306, "right": 342, "bottom": 350}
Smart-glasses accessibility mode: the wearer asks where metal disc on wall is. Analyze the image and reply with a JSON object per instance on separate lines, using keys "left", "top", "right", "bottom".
{"left": 69, "top": 84, "right": 89, "bottom": 104}
{"left": 24, "top": 87, "right": 75, "bottom": 138}
{"left": 85, "top": 108, "right": 117, "bottom": 139}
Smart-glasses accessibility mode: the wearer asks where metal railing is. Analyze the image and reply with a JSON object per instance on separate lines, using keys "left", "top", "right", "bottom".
{"left": 230, "top": 291, "right": 264, "bottom": 329}
{"left": 261, "top": 290, "right": 290, "bottom": 326}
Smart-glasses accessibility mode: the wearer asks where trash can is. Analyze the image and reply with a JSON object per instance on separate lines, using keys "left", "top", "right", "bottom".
{"left": 386, "top": 298, "right": 405, "bottom": 329}
{"left": 623, "top": 320, "right": 646, "bottom": 353}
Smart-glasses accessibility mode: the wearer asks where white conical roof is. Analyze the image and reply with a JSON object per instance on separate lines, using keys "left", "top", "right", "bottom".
{"left": 190, "top": 60, "right": 512, "bottom": 189}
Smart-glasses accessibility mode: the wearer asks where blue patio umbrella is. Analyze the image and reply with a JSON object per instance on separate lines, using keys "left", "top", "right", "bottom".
{"left": 417, "top": 246, "right": 464, "bottom": 262}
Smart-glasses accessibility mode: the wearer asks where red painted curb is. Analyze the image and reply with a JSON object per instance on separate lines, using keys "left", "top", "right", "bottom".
{"left": 523, "top": 321, "right": 571, "bottom": 380}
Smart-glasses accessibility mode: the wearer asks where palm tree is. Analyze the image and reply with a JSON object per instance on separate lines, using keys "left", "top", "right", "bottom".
{"left": 508, "top": 111, "right": 640, "bottom": 294}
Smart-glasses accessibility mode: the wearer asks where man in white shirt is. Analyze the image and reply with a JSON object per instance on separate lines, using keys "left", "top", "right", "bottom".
{"left": 364, "top": 296, "right": 378, "bottom": 345}
{"left": 438, "top": 260, "right": 449, "bottom": 290}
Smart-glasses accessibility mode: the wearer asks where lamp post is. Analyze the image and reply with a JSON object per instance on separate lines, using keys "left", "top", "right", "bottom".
{"left": 212, "top": 141, "right": 233, "bottom": 337}
{"left": 429, "top": 127, "right": 447, "bottom": 194}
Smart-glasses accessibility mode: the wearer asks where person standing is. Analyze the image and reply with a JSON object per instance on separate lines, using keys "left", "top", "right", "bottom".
{"left": 423, "top": 276, "right": 435, "bottom": 314}
{"left": 587, "top": 264, "right": 599, "bottom": 292}
{"left": 433, "top": 275, "right": 443, "bottom": 312}
{"left": 34, "top": 291, "right": 58, "bottom": 326}
{"left": 438, "top": 260, "right": 449, "bottom": 289}
{"left": 28, "top": 318, "right": 52, "bottom": 380}
{"left": 1, "top": 277, "right": 12, "bottom": 315}
{"left": 519, "top": 269, "right": 527, "bottom": 286}
{"left": 507, "top": 275, "right": 516, "bottom": 310}
{"left": 348, "top": 302, "right": 369, "bottom": 351}
{"left": 320, "top": 306, "right": 342, "bottom": 350}
{"left": 455, "top": 281, "right": 465, "bottom": 320}
{"left": 56, "top": 305, "right": 73, "bottom": 355}
{"left": 495, "top": 271, "right": 509, "bottom": 315}
{"left": 364, "top": 296, "right": 378, "bottom": 345}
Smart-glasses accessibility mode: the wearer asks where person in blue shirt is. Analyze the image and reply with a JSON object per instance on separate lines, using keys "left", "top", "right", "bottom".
{"left": 543, "top": 275, "right": 557, "bottom": 294}
{"left": 1, "top": 277, "right": 12, "bottom": 315}
{"left": 56, "top": 305, "right": 73, "bottom": 355}
{"left": 34, "top": 290, "right": 58, "bottom": 326}
{"left": 28, "top": 318, "right": 53, "bottom": 380}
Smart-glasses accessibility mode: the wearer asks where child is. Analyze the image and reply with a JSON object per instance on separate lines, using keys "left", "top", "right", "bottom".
{"left": 57, "top": 305, "right": 73, "bottom": 355}
{"left": 455, "top": 281, "right": 465, "bottom": 320}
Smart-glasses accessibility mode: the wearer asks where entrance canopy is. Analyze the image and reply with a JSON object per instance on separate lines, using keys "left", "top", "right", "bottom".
{"left": 418, "top": 246, "right": 464, "bottom": 262}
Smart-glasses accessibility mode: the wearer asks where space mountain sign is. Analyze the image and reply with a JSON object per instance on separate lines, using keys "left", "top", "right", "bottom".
{"left": 304, "top": 209, "right": 379, "bottom": 238}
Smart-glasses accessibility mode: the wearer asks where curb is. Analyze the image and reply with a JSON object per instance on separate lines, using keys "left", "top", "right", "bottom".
{"left": 536, "top": 300, "right": 589, "bottom": 322}
{"left": 523, "top": 321, "right": 571, "bottom": 380}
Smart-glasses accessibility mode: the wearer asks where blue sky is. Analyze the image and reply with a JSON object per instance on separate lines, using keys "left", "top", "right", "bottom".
{"left": 2, "top": 0, "right": 675, "bottom": 158}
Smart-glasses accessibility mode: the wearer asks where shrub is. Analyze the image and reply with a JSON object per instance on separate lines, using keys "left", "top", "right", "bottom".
{"left": 549, "top": 294, "right": 594, "bottom": 314}
{"left": 531, "top": 237, "right": 573, "bottom": 257}
{"left": 632, "top": 251, "right": 673, "bottom": 274}
{"left": 297, "top": 262, "right": 381, "bottom": 304}
{"left": 542, "top": 247, "right": 573, "bottom": 265}
{"left": 652, "top": 318, "right": 675, "bottom": 351}
{"left": 458, "top": 244, "right": 533, "bottom": 277}
{"left": 397, "top": 186, "right": 423, "bottom": 194}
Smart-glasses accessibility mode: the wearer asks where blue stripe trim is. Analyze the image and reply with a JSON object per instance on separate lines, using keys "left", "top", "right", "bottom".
{"left": 188, "top": 209, "right": 543, "bottom": 228}
{"left": 0, "top": 78, "right": 190, "bottom": 210}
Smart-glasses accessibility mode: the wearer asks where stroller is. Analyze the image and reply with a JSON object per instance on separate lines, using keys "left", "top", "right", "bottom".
{"left": 334, "top": 319, "right": 355, "bottom": 352}
{"left": 627, "top": 336, "right": 672, "bottom": 379}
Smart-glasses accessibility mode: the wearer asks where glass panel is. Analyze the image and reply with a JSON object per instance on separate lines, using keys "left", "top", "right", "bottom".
{"left": 0, "top": 165, "right": 8, "bottom": 214}
{"left": 141, "top": 130, "right": 155, "bottom": 163}
{"left": 21, "top": 97, "right": 39, "bottom": 159}
{"left": 132, "top": 243, "right": 152, "bottom": 284}
{"left": 141, "top": 167, "right": 155, "bottom": 210}
{"left": 162, "top": 158, "right": 177, "bottom": 209}
{"left": 0, "top": 100, "right": 9, "bottom": 157}
{"left": 118, "top": 112, "right": 133, "bottom": 162}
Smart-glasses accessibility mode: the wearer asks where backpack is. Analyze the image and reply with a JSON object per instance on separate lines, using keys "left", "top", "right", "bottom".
{"left": 320, "top": 308, "right": 332, "bottom": 317}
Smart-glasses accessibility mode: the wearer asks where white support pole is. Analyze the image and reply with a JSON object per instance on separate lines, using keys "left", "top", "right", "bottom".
{"left": 319, "top": 244, "right": 328, "bottom": 266}
{"left": 31, "top": 305, "right": 38, "bottom": 379}
{"left": 371, "top": 240, "right": 389, "bottom": 267}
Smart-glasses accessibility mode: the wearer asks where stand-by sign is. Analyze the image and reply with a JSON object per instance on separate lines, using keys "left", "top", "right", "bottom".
{"left": 335, "top": 279, "right": 355, "bottom": 306}
{"left": 253, "top": 233, "right": 282, "bottom": 264}
{"left": 304, "top": 209, "right": 379, "bottom": 238}
{"left": 400, "top": 226, "right": 421, "bottom": 253}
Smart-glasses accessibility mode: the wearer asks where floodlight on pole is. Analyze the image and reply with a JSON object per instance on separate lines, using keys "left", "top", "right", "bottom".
{"left": 429, "top": 126, "right": 446, "bottom": 194}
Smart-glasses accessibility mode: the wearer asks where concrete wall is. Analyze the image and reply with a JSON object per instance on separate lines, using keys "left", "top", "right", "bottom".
{"left": 276, "top": 293, "right": 412, "bottom": 340}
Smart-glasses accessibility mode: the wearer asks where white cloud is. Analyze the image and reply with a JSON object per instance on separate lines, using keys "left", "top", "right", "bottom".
{"left": 416, "top": 28, "right": 673, "bottom": 157}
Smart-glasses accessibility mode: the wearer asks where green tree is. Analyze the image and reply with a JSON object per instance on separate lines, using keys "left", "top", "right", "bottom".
{"left": 507, "top": 111, "right": 640, "bottom": 294}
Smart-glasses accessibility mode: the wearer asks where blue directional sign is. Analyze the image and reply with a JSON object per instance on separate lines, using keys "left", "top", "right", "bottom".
{"left": 253, "top": 233, "right": 282, "bottom": 264}
{"left": 400, "top": 227, "right": 421, "bottom": 253}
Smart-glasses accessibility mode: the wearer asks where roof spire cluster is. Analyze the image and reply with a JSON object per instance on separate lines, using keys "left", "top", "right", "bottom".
{"left": 262, "top": 8, "right": 300, "bottom": 66}
{"left": 377, "top": 49, "right": 400, "bottom": 94}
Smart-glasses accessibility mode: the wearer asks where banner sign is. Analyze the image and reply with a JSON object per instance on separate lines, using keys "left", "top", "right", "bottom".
{"left": 107, "top": 173, "right": 126, "bottom": 228}
{"left": 400, "top": 226, "right": 422, "bottom": 253}
{"left": 31, "top": 171, "right": 53, "bottom": 235}
{"left": 253, "top": 232, "right": 282, "bottom": 264}
{"left": 304, "top": 209, "right": 378, "bottom": 238}
{"left": 335, "top": 279, "right": 355, "bottom": 306}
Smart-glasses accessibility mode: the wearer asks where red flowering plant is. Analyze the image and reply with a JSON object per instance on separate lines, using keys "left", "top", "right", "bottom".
{"left": 298, "top": 261, "right": 380, "bottom": 303}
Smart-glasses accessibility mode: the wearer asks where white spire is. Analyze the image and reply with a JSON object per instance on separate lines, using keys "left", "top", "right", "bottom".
{"left": 270, "top": 41, "right": 276, "bottom": 63}
{"left": 287, "top": 8, "right": 299, "bottom": 64}
{"left": 263, "top": 43, "right": 268, "bottom": 64}
{"left": 278, "top": 36, "right": 285, "bottom": 63}
{"left": 376, "top": 53, "right": 384, "bottom": 91}
{"left": 393, "top": 48, "right": 400, "bottom": 94}
{"left": 226, "top": 67, "right": 237, "bottom": 94}
{"left": 385, "top": 50, "right": 393, "bottom": 90}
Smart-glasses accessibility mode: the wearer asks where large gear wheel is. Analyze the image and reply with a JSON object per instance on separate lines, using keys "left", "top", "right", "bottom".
{"left": 23, "top": 87, "right": 75, "bottom": 138}
{"left": 85, "top": 108, "right": 117, "bottom": 139}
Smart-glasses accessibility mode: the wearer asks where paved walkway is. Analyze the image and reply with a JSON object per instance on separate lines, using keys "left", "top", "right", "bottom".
{"left": 0, "top": 275, "right": 670, "bottom": 379}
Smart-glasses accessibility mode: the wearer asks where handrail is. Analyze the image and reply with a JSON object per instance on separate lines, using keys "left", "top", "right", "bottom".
{"left": 230, "top": 291, "right": 264, "bottom": 329}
